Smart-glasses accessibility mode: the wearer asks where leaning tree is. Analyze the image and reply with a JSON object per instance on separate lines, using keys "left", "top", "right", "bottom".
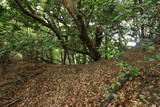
{"left": 10, "top": 0, "right": 105, "bottom": 61}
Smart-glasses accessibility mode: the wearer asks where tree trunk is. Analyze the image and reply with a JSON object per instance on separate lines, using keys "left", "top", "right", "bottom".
{"left": 13, "top": 0, "right": 100, "bottom": 61}
{"left": 63, "top": 0, "right": 101, "bottom": 61}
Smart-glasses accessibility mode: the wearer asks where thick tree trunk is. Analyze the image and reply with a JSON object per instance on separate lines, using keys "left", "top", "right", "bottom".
{"left": 13, "top": 0, "right": 89, "bottom": 56}
{"left": 63, "top": 0, "right": 101, "bottom": 61}
{"left": 75, "top": 17, "right": 100, "bottom": 61}
{"left": 13, "top": 0, "right": 100, "bottom": 61}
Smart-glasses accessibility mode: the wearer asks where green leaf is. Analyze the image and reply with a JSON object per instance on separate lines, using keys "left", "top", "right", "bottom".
{"left": 106, "top": 93, "right": 117, "bottom": 100}
{"left": 128, "top": 67, "right": 140, "bottom": 76}
{"left": 117, "top": 61, "right": 129, "bottom": 67}
{"left": 111, "top": 82, "right": 121, "bottom": 89}
{"left": 119, "top": 72, "right": 126, "bottom": 80}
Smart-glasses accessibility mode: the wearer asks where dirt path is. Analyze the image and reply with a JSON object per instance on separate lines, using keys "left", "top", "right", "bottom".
{"left": 0, "top": 47, "right": 160, "bottom": 107}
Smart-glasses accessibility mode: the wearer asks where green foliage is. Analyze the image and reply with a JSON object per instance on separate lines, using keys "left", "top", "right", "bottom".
{"left": 155, "top": 53, "right": 160, "bottom": 60}
{"left": 0, "top": 47, "right": 10, "bottom": 57}
{"left": 117, "top": 61, "right": 129, "bottom": 67}
{"left": 118, "top": 72, "right": 126, "bottom": 80}
{"left": 117, "top": 61, "right": 140, "bottom": 78}
{"left": 143, "top": 42, "right": 156, "bottom": 53}
{"left": 106, "top": 93, "right": 117, "bottom": 100}
{"left": 105, "top": 61, "right": 140, "bottom": 99}
{"left": 104, "top": 42, "right": 124, "bottom": 59}
{"left": 1, "top": 0, "right": 159, "bottom": 64}
{"left": 146, "top": 53, "right": 160, "bottom": 61}
{"left": 128, "top": 67, "right": 140, "bottom": 77}
{"left": 111, "top": 81, "right": 121, "bottom": 89}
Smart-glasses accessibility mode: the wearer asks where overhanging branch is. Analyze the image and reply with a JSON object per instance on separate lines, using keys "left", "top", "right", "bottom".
{"left": 13, "top": 0, "right": 51, "bottom": 28}
{"left": 12, "top": 0, "right": 89, "bottom": 55}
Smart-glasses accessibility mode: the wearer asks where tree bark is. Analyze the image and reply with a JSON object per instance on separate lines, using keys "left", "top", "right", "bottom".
{"left": 63, "top": 0, "right": 101, "bottom": 61}
{"left": 13, "top": 0, "right": 89, "bottom": 56}
{"left": 95, "top": 25, "right": 104, "bottom": 48}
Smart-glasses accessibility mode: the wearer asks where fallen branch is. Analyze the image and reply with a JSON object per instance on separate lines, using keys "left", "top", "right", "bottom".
{"left": 1, "top": 96, "right": 23, "bottom": 107}
{"left": 100, "top": 74, "right": 139, "bottom": 107}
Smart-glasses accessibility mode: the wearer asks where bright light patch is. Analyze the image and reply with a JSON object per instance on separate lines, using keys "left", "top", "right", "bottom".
{"left": 127, "top": 42, "right": 136, "bottom": 47}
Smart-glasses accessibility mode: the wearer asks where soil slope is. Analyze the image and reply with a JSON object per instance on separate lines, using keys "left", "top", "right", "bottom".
{"left": 0, "top": 46, "right": 160, "bottom": 107}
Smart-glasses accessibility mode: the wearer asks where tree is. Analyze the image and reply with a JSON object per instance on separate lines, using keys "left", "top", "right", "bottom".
{"left": 1, "top": 0, "right": 158, "bottom": 64}
{"left": 10, "top": 0, "right": 101, "bottom": 61}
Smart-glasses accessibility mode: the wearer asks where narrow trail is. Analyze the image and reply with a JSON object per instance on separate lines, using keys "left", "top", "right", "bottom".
{"left": 0, "top": 46, "right": 160, "bottom": 107}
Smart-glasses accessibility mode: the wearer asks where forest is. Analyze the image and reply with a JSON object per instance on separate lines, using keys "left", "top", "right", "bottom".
{"left": 0, "top": 0, "right": 160, "bottom": 106}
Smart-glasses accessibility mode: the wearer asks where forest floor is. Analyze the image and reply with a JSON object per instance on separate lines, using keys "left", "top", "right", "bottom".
{"left": 0, "top": 45, "right": 160, "bottom": 107}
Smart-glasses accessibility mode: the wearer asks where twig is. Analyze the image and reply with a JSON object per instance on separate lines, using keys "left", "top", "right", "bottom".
{"left": 0, "top": 96, "right": 22, "bottom": 107}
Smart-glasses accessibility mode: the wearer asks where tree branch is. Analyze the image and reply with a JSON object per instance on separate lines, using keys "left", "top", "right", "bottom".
{"left": 65, "top": 47, "right": 88, "bottom": 55}
{"left": 13, "top": 0, "right": 51, "bottom": 28}
{"left": 24, "top": 0, "right": 35, "bottom": 14}
{"left": 48, "top": 12, "right": 71, "bottom": 30}
{"left": 12, "top": 0, "right": 89, "bottom": 55}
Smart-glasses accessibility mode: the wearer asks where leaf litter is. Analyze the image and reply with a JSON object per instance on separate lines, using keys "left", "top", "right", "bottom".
{"left": 0, "top": 46, "right": 160, "bottom": 107}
